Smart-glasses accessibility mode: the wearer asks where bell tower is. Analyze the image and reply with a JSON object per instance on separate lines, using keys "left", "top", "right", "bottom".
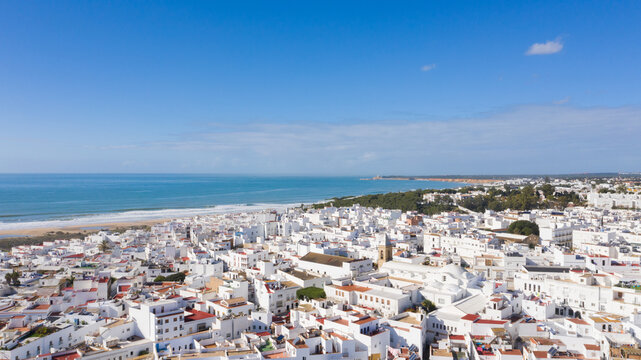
{"left": 377, "top": 233, "right": 393, "bottom": 268}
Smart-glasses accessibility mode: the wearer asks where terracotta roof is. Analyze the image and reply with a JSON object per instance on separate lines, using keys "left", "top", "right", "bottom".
{"left": 329, "top": 331, "right": 349, "bottom": 341}
{"left": 335, "top": 285, "right": 371, "bottom": 293}
{"left": 533, "top": 351, "right": 549, "bottom": 359}
{"left": 475, "top": 319, "right": 507, "bottom": 325}
{"left": 299, "top": 252, "right": 356, "bottom": 267}
{"left": 51, "top": 351, "right": 81, "bottom": 360}
{"left": 332, "top": 319, "right": 349, "bottom": 326}
{"left": 568, "top": 318, "right": 589, "bottom": 325}
{"left": 185, "top": 309, "right": 215, "bottom": 322}
{"left": 353, "top": 316, "right": 376, "bottom": 325}
{"left": 461, "top": 314, "right": 480, "bottom": 321}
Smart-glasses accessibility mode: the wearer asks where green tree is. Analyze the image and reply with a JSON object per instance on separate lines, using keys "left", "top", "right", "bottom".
{"left": 296, "top": 286, "right": 326, "bottom": 300}
{"left": 420, "top": 299, "right": 437, "bottom": 312}
{"left": 58, "top": 275, "right": 75, "bottom": 290}
{"left": 509, "top": 186, "right": 538, "bottom": 210}
{"left": 155, "top": 272, "right": 186, "bottom": 283}
{"left": 31, "top": 326, "right": 55, "bottom": 337}
{"left": 540, "top": 184, "right": 555, "bottom": 198}
{"left": 507, "top": 220, "right": 540, "bottom": 236}
{"left": 165, "top": 272, "right": 187, "bottom": 282}
{"left": 99, "top": 239, "right": 111, "bottom": 253}
{"left": 419, "top": 195, "right": 457, "bottom": 215}
{"left": 4, "top": 271, "right": 20, "bottom": 286}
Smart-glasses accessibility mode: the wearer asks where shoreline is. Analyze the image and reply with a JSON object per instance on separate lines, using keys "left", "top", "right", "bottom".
{"left": 0, "top": 203, "right": 300, "bottom": 235}
{"left": 0, "top": 179, "right": 468, "bottom": 237}
{"left": 0, "top": 219, "right": 170, "bottom": 237}
{"left": 363, "top": 176, "right": 499, "bottom": 184}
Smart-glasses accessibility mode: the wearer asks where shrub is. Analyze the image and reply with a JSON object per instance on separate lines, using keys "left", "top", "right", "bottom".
{"left": 296, "top": 286, "right": 326, "bottom": 300}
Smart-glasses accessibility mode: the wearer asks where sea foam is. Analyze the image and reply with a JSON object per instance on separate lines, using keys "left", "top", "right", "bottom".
{"left": 0, "top": 203, "right": 299, "bottom": 231}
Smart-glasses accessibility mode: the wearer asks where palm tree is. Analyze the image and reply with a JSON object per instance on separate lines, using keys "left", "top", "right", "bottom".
{"left": 99, "top": 240, "right": 111, "bottom": 253}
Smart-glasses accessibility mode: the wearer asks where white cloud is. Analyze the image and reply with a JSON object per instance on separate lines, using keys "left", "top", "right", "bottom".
{"left": 526, "top": 38, "right": 563, "bottom": 55}
{"left": 421, "top": 64, "right": 436, "bottom": 72}
{"left": 142, "top": 105, "right": 641, "bottom": 175}
{"left": 553, "top": 97, "right": 570, "bottom": 105}
{"left": 99, "top": 144, "right": 138, "bottom": 150}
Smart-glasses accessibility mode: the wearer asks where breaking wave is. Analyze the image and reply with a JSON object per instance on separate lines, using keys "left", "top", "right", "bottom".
{"left": 0, "top": 203, "right": 299, "bottom": 231}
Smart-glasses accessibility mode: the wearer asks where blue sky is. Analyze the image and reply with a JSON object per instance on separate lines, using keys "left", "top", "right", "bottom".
{"left": 0, "top": 1, "right": 640, "bottom": 175}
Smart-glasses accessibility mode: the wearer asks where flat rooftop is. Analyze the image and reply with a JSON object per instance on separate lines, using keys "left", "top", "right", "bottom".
{"left": 284, "top": 268, "right": 320, "bottom": 280}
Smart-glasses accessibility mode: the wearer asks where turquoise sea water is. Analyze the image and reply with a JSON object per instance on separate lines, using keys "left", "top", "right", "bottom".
{"left": 0, "top": 174, "right": 465, "bottom": 230}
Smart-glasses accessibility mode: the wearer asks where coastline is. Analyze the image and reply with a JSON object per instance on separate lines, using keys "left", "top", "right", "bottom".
{"left": 364, "top": 176, "right": 499, "bottom": 184}
{"left": 0, "top": 219, "right": 169, "bottom": 237}
{"left": 0, "top": 176, "right": 470, "bottom": 237}
{"left": 0, "top": 203, "right": 300, "bottom": 235}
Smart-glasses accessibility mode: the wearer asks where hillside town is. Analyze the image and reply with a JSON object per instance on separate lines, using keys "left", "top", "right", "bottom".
{"left": 2, "top": 178, "right": 641, "bottom": 360}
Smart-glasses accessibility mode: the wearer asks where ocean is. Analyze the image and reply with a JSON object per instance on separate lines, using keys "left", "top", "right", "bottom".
{"left": 0, "top": 174, "right": 465, "bottom": 230}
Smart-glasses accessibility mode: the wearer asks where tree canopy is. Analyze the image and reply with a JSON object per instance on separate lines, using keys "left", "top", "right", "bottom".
{"left": 154, "top": 272, "right": 186, "bottom": 283}
{"left": 420, "top": 299, "right": 437, "bottom": 312}
{"left": 313, "top": 184, "right": 584, "bottom": 215}
{"left": 507, "top": 220, "right": 540, "bottom": 236}
{"left": 296, "top": 286, "right": 326, "bottom": 300}
{"left": 4, "top": 271, "right": 20, "bottom": 286}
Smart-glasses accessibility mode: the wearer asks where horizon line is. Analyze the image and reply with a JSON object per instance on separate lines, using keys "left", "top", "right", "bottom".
{"left": 0, "top": 172, "right": 638, "bottom": 177}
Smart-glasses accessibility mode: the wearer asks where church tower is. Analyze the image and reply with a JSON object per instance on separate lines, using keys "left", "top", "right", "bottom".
{"left": 377, "top": 233, "right": 393, "bottom": 268}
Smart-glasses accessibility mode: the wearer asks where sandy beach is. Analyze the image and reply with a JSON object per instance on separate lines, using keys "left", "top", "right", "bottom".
{"left": 424, "top": 178, "right": 500, "bottom": 184}
{"left": 0, "top": 219, "right": 170, "bottom": 237}
{"left": 364, "top": 176, "right": 501, "bottom": 184}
